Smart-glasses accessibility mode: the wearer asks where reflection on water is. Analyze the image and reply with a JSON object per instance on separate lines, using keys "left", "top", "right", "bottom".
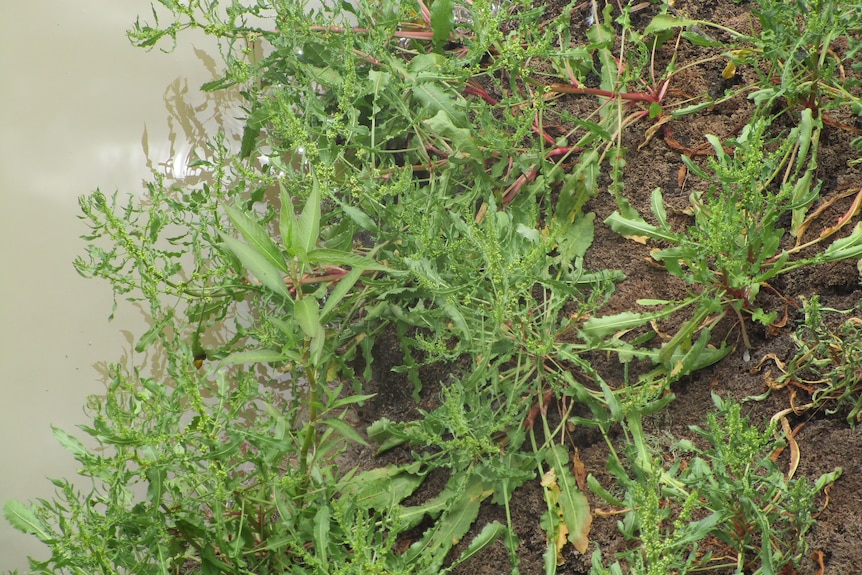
{"left": 0, "top": 1, "right": 246, "bottom": 571}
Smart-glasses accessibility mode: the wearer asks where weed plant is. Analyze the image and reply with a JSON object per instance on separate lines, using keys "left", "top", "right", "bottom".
{"left": 588, "top": 394, "right": 841, "bottom": 575}
{"left": 599, "top": 112, "right": 862, "bottom": 365}
{"left": 774, "top": 296, "right": 862, "bottom": 424}
{"left": 4, "top": 1, "right": 859, "bottom": 574}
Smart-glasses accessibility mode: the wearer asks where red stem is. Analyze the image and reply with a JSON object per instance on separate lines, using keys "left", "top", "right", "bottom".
{"left": 548, "top": 83, "right": 657, "bottom": 104}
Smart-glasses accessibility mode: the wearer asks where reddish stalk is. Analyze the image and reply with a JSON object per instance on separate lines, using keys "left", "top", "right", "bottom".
{"left": 548, "top": 82, "right": 659, "bottom": 104}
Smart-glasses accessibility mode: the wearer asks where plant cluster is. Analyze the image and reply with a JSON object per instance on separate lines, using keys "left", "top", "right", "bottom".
{"left": 4, "top": 0, "right": 860, "bottom": 574}
{"left": 589, "top": 394, "right": 840, "bottom": 575}
{"left": 766, "top": 295, "right": 862, "bottom": 424}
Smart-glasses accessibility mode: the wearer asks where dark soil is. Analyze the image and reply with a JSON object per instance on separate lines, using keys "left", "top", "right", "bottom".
{"left": 344, "top": 1, "right": 862, "bottom": 573}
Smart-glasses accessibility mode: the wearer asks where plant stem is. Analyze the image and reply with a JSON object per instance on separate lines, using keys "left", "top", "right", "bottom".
{"left": 299, "top": 360, "right": 319, "bottom": 479}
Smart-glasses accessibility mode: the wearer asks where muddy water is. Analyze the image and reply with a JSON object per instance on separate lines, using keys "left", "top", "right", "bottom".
{"left": 0, "top": 2, "right": 236, "bottom": 570}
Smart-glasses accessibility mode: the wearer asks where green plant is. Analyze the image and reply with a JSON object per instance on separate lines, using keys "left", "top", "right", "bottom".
{"left": 598, "top": 112, "right": 862, "bottom": 364}
{"left": 587, "top": 393, "right": 841, "bottom": 575}
{"left": 7, "top": 0, "right": 857, "bottom": 573}
{"left": 769, "top": 296, "right": 862, "bottom": 424}
{"left": 730, "top": 0, "right": 862, "bottom": 118}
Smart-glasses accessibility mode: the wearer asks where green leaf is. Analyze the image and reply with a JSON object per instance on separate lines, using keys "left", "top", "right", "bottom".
{"left": 321, "top": 418, "right": 369, "bottom": 446}
{"left": 650, "top": 188, "right": 668, "bottom": 230}
{"left": 822, "top": 222, "right": 862, "bottom": 261}
{"left": 220, "top": 234, "right": 293, "bottom": 301}
{"left": 223, "top": 202, "right": 287, "bottom": 273}
{"left": 134, "top": 324, "right": 160, "bottom": 353}
{"left": 279, "top": 183, "right": 299, "bottom": 256}
{"left": 452, "top": 521, "right": 507, "bottom": 567}
{"left": 556, "top": 212, "right": 595, "bottom": 259}
{"left": 344, "top": 464, "right": 425, "bottom": 511}
{"left": 586, "top": 4, "right": 616, "bottom": 93}
{"left": 52, "top": 426, "right": 89, "bottom": 461}
{"left": 220, "top": 348, "right": 301, "bottom": 365}
{"left": 296, "top": 174, "right": 322, "bottom": 258}
{"left": 605, "top": 211, "right": 680, "bottom": 243}
{"left": 333, "top": 198, "right": 378, "bottom": 231}
{"left": 413, "top": 82, "right": 467, "bottom": 127}
{"left": 423, "top": 110, "right": 479, "bottom": 157}
{"left": 586, "top": 474, "right": 625, "bottom": 507}
{"left": 314, "top": 506, "right": 330, "bottom": 565}
{"left": 644, "top": 14, "right": 698, "bottom": 35}
{"left": 582, "top": 311, "right": 659, "bottom": 339}
{"left": 430, "top": 0, "right": 454, "bottom": 53}
{"left": 404, "top": 476, "right": 492, "bottom": 569}
{"left": 294, "top": 296, "right": 323, "bottom": 341}
{"left": 330, "top": 393, "right": 376, "bottom": 410}
{"left": 307, "top": 248, "right": 389, "bottom": 271}
{"left": 4, "top": 500, "right": 51, "bottom": 540}
{"left": 146, "top": 467, "right": 166, "bottom": 506}
{"left": 320, "top": 267, "right": 362, "bottom": 323}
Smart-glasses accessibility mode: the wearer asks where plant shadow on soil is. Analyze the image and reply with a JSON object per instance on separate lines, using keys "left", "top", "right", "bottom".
{"left": 339, "top": 1, "right": 862, "bottom": 573}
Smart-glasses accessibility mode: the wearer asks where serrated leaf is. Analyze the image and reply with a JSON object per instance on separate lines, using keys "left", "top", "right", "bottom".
{"left": 52, "top": 426, "right": 89, "bottom": 460}
{"left": 146, "top": 467, "right": 165, "bottom": 506}
{"left": 586, "top": 4, "right": 616, "bottom": 93}
{"left": 453, "top": 521, "right": 507, "bottom": 567}
{"left": 557, "top": 212, "right": 595, "bottom": 259}
{"left": 423, "top": 110, "right": 479, "bottom": 157}
{"left": 516, "top": 223, "right": 540, "bottom": 242}
{"left": 344, "top": 464, "right": 426, "bottom": 511}
{"left": 404, "top": 476, "right": 492, "bottom": 569}
{"left": 430, "top": 0, "right": 454, "bottom": 53}
{"left": 220, "top": 234, "right": 293, "bottom": 301}
{"left": 223, "top": 203, "right": 287, "bottom": 272}
{"left": 413, "top": 82, "right": 467, "bottom": 127}
{"left": 605, "top": 211, "right": 680, "bottom": 243}
{"left": 134, "top": 324, "right": 160, "bottom": 353}
{"left": 3, "top": 500, "right": 51, "bottom": 540}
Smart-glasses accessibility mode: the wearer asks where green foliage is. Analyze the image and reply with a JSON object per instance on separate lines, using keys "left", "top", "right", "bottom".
{"left": 743, "top": 0, "right": 862, "bottom": 115}
{"left": 603, "top": 111, "right": 862, "bottom": 363}
{"left": 588, "top": 394, "right": 841, "bottom": 575}
{"left": 781, "top": 296, "right": 862, "bottom": 424}
{"left": 7, "top": 0, "right": 858, "bottom": 573}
